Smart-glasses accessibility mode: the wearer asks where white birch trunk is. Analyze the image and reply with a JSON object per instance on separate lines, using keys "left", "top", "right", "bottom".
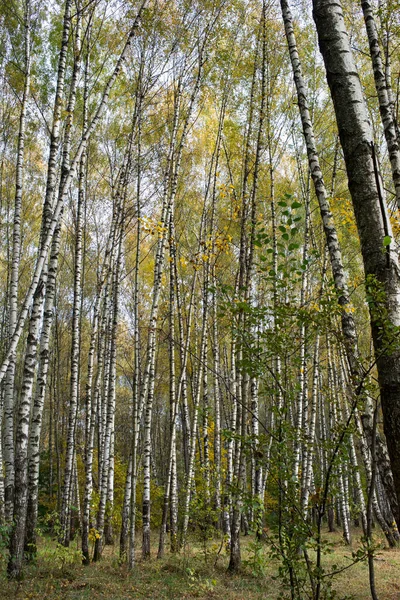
{"left": 361, "top": 0, "right": 400, "bottom": 208}
{"left": 59, "top": 8, "right": 84, "bottom": 543}
{"left": 94, "top": 191, "right": 125, "bottom": 560}
{"left": 3, "top": 0, "right": 32, "bottom": 522}
{"left": 7, "top": 288, "right": 44, "bottom": 578}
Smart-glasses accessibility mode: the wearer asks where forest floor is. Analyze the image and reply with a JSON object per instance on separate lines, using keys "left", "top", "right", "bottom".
{"left": 0, "top": 528, "right": 400, "bottom": 599}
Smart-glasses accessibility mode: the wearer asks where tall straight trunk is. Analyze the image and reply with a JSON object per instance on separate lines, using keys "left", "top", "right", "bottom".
{"left": 128, "top": 351, "right": 140, "bottom": 568}
{"left": 250, "top": 376, "right": 262, "bottom": 519}
{"left": 127, "top": 264, "right": 141, "bottom": 567}
{"left": 81, "top": 289, "right": 101, "bottom": 563}
{"left": 169, "top": 439, "right": 178, "bottom": 552}
{"left": 94, "top": 187, "right": 125, "bottom": 560}
{"left": 208, "top": 93, "right": 227, "bottom": 521}
{"left": 361, "top": 0, "right": 400, "bottom": 208}
{"left": 7, "top": 287, "right": 44, "bottom": 579}
{"left": 25, "top": 226, "right": 61, "bottom": 555}
{"left": 26, "top": 50, "right": 90, "bottom": 539}
{"left": 176, "top": 270, "right": 191, "bottom": 475}
{"left": 0, "top": 391, "right": 5, "bottom": 524}
{"left": 158, "top": 219, "right": 178, "bottom": 559}
{"left": 202, "top": 330, "right": 210, "bottom": 497}
{"left": 3, "top": 0, "right": 32, "bottom": 523}
{"left": 120, "top": 453, "right": 132, "bottom": 561}
{"left": 181, "top": 300, "right": 208, "bottom": 547}
{"left": 293, "top": 185, "right": 310, "bottom": 482}
{"left": 228, "top": 370, "right": 245, "bottom": 572}
{"left": 98, "top": 294, "right": 112, "bottom": 490}
{"left": 300, "top": 253, "right": 327, "bottom": 516}
{"left": 265, "top": 80, "right": 281, "bottom": 504}
{"left": 301, "top": 334, "right": 320, "bottom": 516}
{"left": 125, "top": 85, "right": 144, "bottom": 567}
{"left": 222, "top": 340, "right": 236, "bottom": 544}
{"left": 104, "top": 161, "right": 132, "bottom": 548}
{"left": 76, "top": 21, "right": 93, "bottom": 562}
{"left": 141, "top": 87, "right": 180, "bottom": 558}
{"left": 92, "top": 284, "right": 108, "bottom": 488}
{"left": 104, "top": 429, "right": 115, "bottom": 544}
{"left": 377, "top": 0, "right": 399, "bottom": 144}
{"left": 5, "top": 13, "right": 72, "bottom": 522}
{"left": 212, "top": 267, "right": 222, "bottom": 520}
{"left": 174, "top": 250, "right": 193, "bottom": 476}
{"left": 328, "top": 345, "right": 351, "bottom": 545}
{"left": 158, "top": 206, "right": 202, "bottom": 555}
{"left": 313, "top": 0, "right": 400, "bottom": 527}
{"left": 59, "top": 7, "right": 84, "bottom": 543}
{"left": 199, "top": 144, "right": 223, "bottom": 505}
{"left": 338, "top": 356, "right": 368, "bottom": 535}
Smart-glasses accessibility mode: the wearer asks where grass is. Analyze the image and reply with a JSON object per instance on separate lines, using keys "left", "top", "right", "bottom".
{"left": 0, "top": 528, "right": 399, "bottom": 599}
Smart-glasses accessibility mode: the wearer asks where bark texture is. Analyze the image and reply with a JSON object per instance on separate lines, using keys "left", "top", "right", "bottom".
{"left": 313, "top": 0, "right": 400, "bottom": 526}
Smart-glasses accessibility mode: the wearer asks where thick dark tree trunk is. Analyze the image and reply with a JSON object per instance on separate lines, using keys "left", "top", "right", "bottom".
{"left": 313, "top": 0, "right": 400, "bottom": 527}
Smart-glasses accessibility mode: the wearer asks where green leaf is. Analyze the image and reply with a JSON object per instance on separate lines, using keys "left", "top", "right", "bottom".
{"left": 383, "top": 235, "right": 392, "bottom": 246}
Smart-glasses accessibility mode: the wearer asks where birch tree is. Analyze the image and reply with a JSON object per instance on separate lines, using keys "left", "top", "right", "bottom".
{"left": 313, "top": 0, "right": 400, "bottom": 527}
{"left": 3, "top": 0, "right": 31, "bottom": 523}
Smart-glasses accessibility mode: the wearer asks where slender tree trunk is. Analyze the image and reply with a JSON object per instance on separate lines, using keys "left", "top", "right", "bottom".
{"left": 24, "top": 229, "right": 61, "bottom": 556}
{"left": 94, "top": 189, "right": 125, "bottom": 560}
{"left": 361, "top": 0, "right": 400, "bottom": 208}
{"left": 8, "top": 287, "right": 44, "bottom": 579}
{"left": 3, "top": 0, "right": 32, "bottom": 523}
{"left": 301, "top": 334, "right": 320, "bottom": 516}
{"left": 180, "top": 300, "right": 208, "bottom": 548}
{"left": 126, "top": 89, "right": 144, "bottom": 567}
{"left": 158, "top": 220, "right": 178, "bottom": 559}
{"left": 212, "top": 267, "right": 222, "bottom": 522}
{"left": 59, "top": 7, "right": 84, "bottom": 543}
{"left": 82, "top": 290, "right": 101, "bottom": 563}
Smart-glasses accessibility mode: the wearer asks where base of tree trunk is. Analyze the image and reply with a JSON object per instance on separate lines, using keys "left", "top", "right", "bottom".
{"left": 105, "top": 521, "right": 114, "bottom": 545}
